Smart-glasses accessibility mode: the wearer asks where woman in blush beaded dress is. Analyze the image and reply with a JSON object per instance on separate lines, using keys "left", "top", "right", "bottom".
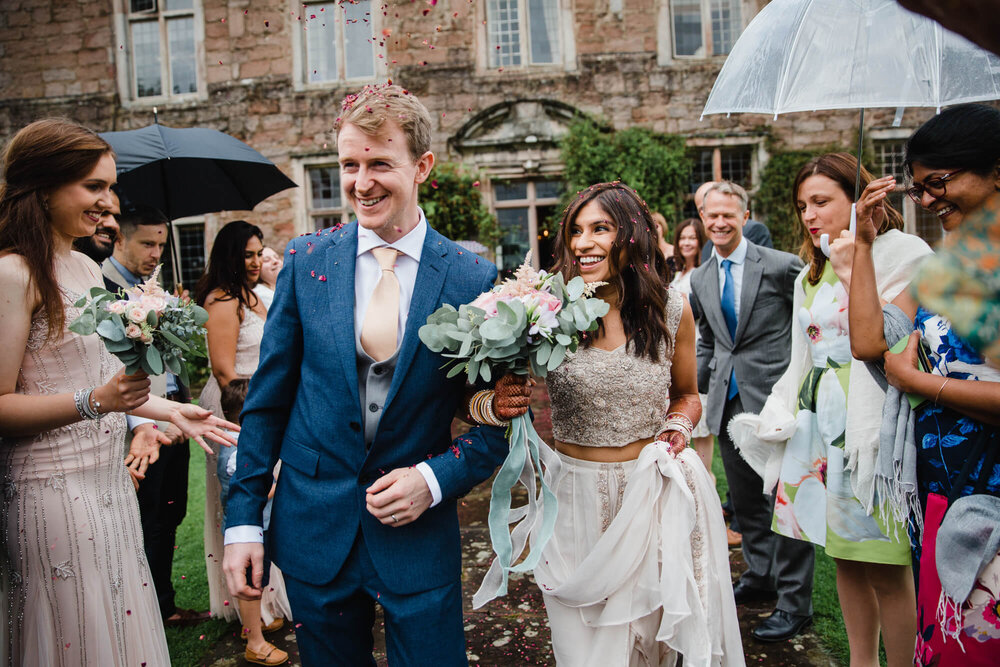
{"left": 0, "top": 120, "right": 238, "bottom": 666}
{"left": 536, "top": 183, "right": 743, "bottom": 666}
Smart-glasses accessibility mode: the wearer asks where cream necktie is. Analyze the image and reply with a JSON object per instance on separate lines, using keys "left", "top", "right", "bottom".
{"left": 360, "top": 247, "right": 401, "bottom": 362}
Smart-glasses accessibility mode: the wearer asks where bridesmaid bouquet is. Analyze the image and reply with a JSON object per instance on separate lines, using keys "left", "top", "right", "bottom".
{"left": 68, "top": 265, "right": 209, "bottom": 385}
{"left": 418, "top": 254, "right": 609, "bottom": 606}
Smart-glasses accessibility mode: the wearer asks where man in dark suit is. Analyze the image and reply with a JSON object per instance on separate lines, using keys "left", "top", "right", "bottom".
{"left": 695, "top": 180, "right": 774, "bottom": 262}
{"left": 223, "top": 86, "right": 518, "bottom": 665}
{"left": 688, "top": 181, "right": 814, "bottom": 643}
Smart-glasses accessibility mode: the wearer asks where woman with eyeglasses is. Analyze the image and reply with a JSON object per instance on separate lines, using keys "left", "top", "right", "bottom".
{"left": 848, "top": 104, "right": 1000, "bottom": 666}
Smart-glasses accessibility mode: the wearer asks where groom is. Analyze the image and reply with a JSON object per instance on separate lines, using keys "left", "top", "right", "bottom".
{"left": 223, "top": 85, "right": 514, "bottom": 665}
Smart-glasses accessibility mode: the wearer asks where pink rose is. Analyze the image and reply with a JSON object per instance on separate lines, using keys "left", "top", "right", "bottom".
{"left": 127, "top": 305, "right": 149, "bottom": 323}
{"left": 471, "top": 290, "right": 500, "bottom": 318}
{"left": 139, "top": 295, "right": 167, "bottom": 314}
{"left": 125, "top": 323, "right": 143, "bottom": 339}
{"left": 140, "top": 331, "right": 153, "bottom": 344}
{"left": 106, "top": 301, "right": 127, "bottom": 315}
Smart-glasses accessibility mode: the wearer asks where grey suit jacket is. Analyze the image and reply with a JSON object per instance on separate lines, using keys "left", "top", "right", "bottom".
{"left": 688, "top": 243, "right": 803, "bottom": 435}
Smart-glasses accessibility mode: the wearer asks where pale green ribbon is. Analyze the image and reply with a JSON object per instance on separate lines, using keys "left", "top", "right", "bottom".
{"left": 472, "top": 413, "right": 561, "bottom": 608}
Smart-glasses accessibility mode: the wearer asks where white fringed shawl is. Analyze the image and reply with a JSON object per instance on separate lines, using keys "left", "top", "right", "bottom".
{"left": 728, "top": 229, "right": 933, "bottom": 511}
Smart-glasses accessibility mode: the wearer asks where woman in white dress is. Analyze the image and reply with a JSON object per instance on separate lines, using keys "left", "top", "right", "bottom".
{"left": 668, "top": 218, "right": 715, "bottom": 481}
{"left": 195, "top": 222, "right": 290, "bottom": 666}
{"left": 0, "top": 119, "right": 237, "bottom": 666}
{"left": 535, "top": 183, "right": 742, "bottom": 666}
{"left": 252, "top": 246, "right": 281, "bottom": 311}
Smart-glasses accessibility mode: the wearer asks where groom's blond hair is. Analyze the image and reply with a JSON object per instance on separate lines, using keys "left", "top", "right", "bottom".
{"left": 334, "top": 84, "right": 432, "bottom": 161}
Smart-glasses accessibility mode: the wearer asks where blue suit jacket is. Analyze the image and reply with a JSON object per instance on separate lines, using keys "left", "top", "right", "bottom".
{"left": 226, "top": 221, "right": 508, "bottom": 595}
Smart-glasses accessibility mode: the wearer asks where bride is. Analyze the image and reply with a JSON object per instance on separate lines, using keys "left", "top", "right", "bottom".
{"left": 479, "top": 183, "right": 743, "bottom": 666}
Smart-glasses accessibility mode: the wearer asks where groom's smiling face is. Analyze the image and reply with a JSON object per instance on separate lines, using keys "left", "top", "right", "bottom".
{"left": 338, "top": 119, "right": 434, "bottom": 244}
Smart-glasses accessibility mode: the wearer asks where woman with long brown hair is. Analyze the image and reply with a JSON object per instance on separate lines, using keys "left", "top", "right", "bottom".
{"left": 732, "top": 153, "right": 931, "bottom": 667}
{"left": 530, "top": 182, "right": 742, "bottom": 665}
{"left": 0, "top": 119, "right": 237, "bottom": 665}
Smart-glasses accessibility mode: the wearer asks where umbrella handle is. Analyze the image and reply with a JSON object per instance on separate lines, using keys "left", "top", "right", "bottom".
{"left": 820, "top": 204, "right": 858, "bottom": 259}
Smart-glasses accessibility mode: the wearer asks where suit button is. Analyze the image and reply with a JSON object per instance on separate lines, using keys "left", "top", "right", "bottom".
{"left": 349, "top": 421, "right": 361, "bottom": 432}
{"left": 373, "top": 365, "right": 385, "bottom": 375}
{"left": 368, "top": 403, "right": 379, "bottom": 413}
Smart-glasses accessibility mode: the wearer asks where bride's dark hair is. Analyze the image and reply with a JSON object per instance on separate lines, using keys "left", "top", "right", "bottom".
{"left": 552, "top": 182, "right": 673, "bottom": 362}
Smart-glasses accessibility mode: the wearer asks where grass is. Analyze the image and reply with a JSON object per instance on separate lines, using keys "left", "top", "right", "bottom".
{"left": 164, "top": 441, "right": 238, "bottom": 666}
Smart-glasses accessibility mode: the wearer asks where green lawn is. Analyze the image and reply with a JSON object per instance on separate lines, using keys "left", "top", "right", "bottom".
{"left": 164, "top": 442, "right": 238, "bottom": 666}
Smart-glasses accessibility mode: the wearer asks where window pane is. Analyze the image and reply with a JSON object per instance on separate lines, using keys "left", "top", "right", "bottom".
{"left": 710, "top": 0, "right": 741, "bottom": 55}
{"left": 494, "top": 181, "right": 529, "bottom": 201}
{"left": 130, "top": 0, "right": 156, "bottom": 12}
{"left": 672, "top": 0, "right": 703, "bottom": 57}
{"left": 309, "top": 166, "right": 342, "bottom": 209}
{"left": 312, "top": 215, "right": 340, "bottom": 231}
{"left": 305, "top": 4, "right": 338, "bottom": 82}
{"left": 487, "top": 0, "right": 522, "bottom": 68}
{"left": 167, "top": 17, "right": 197, "bottom": 94}
{"left": 343, "top": 0, "right": 375, "bottom": 79}
{"left": 177, "top": 224, "right": 206, "bottom": 288}
{"left": 132, "top": 21, "right": 162, "bottom": 97}
{"left": 689, "top": 149, "right": 714, "bottom": 191}
{"left": 497, "top": 207, "right": 530, "bottom": 271}
{"left": 165, "top": 0, "right": 193, "bottom": 10}
{"left": 535, "top": 180, "right": 563, "bottom": 199}
{"left": 719, "top": 147, "right": 752, "bottom": 188}
{"left": 527, "top": 0, "right": 558, "bottom": 65}
{"left": 875, "top": 140, "right": 907, "bottom": 181}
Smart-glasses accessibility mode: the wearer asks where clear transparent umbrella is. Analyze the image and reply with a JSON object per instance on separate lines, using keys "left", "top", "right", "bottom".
{"left": 700, "top": 0, "right": 1000, "bottom": 252}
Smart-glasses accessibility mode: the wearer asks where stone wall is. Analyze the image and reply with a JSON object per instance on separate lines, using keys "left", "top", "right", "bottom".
{"left": 0, "top": 0, "right": 943, "bottom": 250}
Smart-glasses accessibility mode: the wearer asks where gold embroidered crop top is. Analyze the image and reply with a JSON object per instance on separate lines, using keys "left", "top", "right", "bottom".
{"left": 546, "top": 289, "right": 684, "bottom": 447}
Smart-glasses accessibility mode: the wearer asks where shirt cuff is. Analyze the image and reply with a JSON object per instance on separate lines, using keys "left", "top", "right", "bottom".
{"left": 224, "top": 525, "right": 264, "bottom": 545}
{"left": 415, "top": 461, "right": 442, "bottom": 507}
{"left": 127, "top": 415, "right": 156, "bottom": 432}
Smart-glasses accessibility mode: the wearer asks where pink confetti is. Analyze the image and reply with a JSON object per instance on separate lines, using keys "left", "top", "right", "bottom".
{"left": 319, "top": 275, "right": 327, "bottom": 282}
{"left": 289, "top": 249, "right": 296, "bottom": 254}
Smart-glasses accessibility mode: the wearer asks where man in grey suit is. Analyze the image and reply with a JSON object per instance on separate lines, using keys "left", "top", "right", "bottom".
{"left": 688, "top": 181, "right": 814, "bottom": 643}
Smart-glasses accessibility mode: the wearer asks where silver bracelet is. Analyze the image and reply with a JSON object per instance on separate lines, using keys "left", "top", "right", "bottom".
{"left": 74, "top": 387, "right": 101, "bottom": 421}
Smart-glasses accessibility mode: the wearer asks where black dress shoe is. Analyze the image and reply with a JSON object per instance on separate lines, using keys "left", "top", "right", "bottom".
{"left": 731, "top": 580, "right": 778, "bottom": 605}
{"left": 751, "top": 610, "right": 812, "bottom": 643}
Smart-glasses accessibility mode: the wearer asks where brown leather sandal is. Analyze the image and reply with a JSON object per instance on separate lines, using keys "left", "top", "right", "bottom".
{"left": 244, "top": 641, "right": 289, "bottom": 666}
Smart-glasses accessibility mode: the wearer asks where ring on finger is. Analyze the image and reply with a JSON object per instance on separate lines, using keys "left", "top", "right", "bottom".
{"left": 391, "top": 514, "right": 398, "bottom": 523}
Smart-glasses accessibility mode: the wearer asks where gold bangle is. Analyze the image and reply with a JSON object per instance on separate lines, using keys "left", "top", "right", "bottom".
{"left": 934, "top": 377, "right": 952, "bottom": 404}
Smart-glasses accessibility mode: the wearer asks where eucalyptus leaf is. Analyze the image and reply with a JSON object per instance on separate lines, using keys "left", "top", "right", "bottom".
{"left": 566, "top": 276, "right": 586, "bottom": 301}
{"left": 68, "top": 313, "right": 97, "bottom": 336}
{"left": 96, "top": 318, "right": 125, "bottom": 342}
{"left": 105, "top": 337, "right": 134, "bottom": 353}
{"left": 479, "top": 362, "right": 492, "bottom": 383}
{"left": 480, "top": 317, "right": 513, "bottom": 343}
{"left": 146, "top": 309, "right": 159, "bottom": 327}
{"left": 555, "top": 333, "right": 571, "bottom": 346}
{"left": 164, "top": 353, "right": 182, "bottom": 375}
{"left": 536, "top": 340, "right": 553, "bottom": 365}
{"left": 145, "top": 345, "right": 164, "bottom": 375}
{"left": 446, "top": 363, "right": 466, "bottom": 379}
{"left": 191, "top": 305, "right": 209, "bottom": 326}
{"left": 547, "top": 344, "right": 567, "bottom": 371}
{"left": 159, "top": 329, "right": 190, "bottom": 352}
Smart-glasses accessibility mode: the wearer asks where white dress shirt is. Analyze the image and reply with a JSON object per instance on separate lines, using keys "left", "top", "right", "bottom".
{"left": 712, "top": 237, "right": 748, "bottom": 321}
{"left": 224, "top": 211, "right": 442, "bottom": 546}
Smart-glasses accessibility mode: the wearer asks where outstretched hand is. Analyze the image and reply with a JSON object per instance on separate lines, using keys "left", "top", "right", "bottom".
{"left": 124, "top": 422, "right": 171, "bottom": 481}
{"left": 168, "top": 404, "right": 239, "bottom": 454}
{"left": 493, "top": 373, "right": 533, "bottom": 421}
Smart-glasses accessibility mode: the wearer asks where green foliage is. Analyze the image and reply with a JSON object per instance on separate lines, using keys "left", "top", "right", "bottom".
{"left": 420, "top": 161, "right": 501, "bottom": 247}
{"left": 559, "top": 119, "right": 692, "bottom": 229}
{"left": 754, "top": 148, "right": 821, "bottom": 254}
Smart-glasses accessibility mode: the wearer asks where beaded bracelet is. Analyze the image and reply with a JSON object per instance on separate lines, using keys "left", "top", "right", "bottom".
{"left": 469, "top": 389, "right": 508, "bottom": 427}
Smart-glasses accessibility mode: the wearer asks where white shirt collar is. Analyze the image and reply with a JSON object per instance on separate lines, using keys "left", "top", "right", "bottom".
{"left": 712, "top": 236, "right": 748, "bottom": 266}
{"left": 356, "top": 207, "right": 427, "bottom": 262}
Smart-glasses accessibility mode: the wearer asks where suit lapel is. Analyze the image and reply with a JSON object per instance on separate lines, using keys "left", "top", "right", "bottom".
{"left": 734, "top": 243, "right": 763, "bottom": 344}
{"left": 327, "top": 225, "right": 361, "bottom": 404}
{"left": 383, "top": 228, "right": 449, "bottom": 410}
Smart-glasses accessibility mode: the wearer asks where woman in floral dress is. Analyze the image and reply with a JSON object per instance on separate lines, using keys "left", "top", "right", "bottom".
{"left": 732, "top": 153, "right": 931, "bottom": 667}
{"left": 850, "top": 104, "right": 1000, "bottom": 666}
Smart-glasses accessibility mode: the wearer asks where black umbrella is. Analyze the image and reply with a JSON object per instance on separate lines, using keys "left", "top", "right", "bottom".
{"left": 100, "top": 123, "right": 297, "bottom": 287}
{"left": 100, "top": 123, "right": 297, "bottom": 220}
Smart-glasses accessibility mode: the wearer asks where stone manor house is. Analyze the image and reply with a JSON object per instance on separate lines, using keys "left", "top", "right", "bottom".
{"left": 1, "top": 0, "right": 946, "bottom": 283}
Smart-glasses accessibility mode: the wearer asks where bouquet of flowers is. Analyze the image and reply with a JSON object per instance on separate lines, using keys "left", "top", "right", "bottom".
{"left": 418, "top": 254, "right": 609, "bottom": 606}
{"left": 68, "top": 266, "right": 209, "bottom": 386}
